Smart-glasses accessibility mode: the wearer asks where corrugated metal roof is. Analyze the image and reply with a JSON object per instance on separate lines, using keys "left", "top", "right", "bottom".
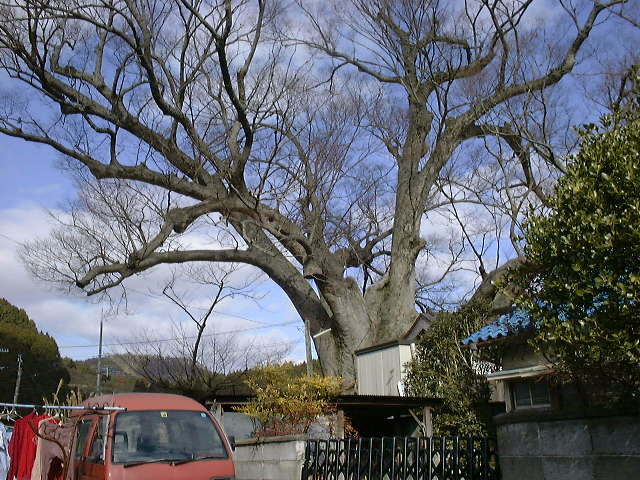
{"left": 355, "top": 312, "right": 435, "bottom": 355}
{"left": 461, "top": 309, "right": 533, "bottom": 345}
{"left": 355, "top": 339, "right": 413, "bottom": 355}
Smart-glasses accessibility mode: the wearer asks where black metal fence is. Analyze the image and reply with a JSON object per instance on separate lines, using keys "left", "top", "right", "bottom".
{"left": 302, "top": 436, "right": 500, "bottom": 480}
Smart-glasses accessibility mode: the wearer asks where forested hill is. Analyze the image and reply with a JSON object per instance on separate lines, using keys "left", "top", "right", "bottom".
{"left": 0, "top": 298, "right": 69, "bottom": 404}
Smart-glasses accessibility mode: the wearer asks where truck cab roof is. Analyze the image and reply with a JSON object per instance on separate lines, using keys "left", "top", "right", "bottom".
{"left": 74, "top": 393, "right": 206, "bottom": 414}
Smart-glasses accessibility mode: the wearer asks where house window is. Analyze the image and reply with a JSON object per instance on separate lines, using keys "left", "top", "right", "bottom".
{"left": 511, "top": 379, "right": 550, "bottom": 408}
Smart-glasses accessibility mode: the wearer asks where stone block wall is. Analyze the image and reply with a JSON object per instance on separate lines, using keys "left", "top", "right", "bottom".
{"left": 233, "top": 434, "right": 307, "bottom": 480}
{"left": 497, "top": 412, "right": 640, "bottom": 480}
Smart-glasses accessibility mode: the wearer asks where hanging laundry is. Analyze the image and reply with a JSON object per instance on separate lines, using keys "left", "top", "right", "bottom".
{"left": 29, "top": 418, "right": 55, "bottom": 480}
{"left": 1, "top": 423, "right": 9, "bottom": 480}
{"left": 7, "top": 413, "right": 49, "bottom": 480}
{"left": 30, "top": 419, "right": 74, "bottom": 480}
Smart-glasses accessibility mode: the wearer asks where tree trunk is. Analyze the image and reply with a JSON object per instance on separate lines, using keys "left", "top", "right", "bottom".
{"left": 309, "top": 273, "right": 422, "bottom": 386}
{"left": 303, "top": 102, "right": 432, "bottom": 384}
{"left": 314, "top": 276, "right": 373, "bottom": 382}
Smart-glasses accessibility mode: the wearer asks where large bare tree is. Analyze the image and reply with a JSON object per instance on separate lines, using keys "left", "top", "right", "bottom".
{"left": 1, "top": 0, "right": 637, "bottom": 383}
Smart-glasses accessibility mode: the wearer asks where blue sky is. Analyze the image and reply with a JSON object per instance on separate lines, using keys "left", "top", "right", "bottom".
{"left": 0, "top": 137, "right": 71, "bottom": 207}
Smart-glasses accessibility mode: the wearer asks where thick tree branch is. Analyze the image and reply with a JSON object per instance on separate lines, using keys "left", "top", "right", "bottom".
{"left": 462, "top": 1, "right": 623, "bottom": 123}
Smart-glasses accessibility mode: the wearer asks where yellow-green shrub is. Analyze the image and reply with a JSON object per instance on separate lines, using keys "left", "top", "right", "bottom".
{"left": 237, "top": 364, "right": 343, "bottom": 436}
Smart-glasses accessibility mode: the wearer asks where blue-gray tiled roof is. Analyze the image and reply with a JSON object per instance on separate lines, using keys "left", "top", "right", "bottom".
{"left": 461, "top": 309, "right": 533, "bottom": 345}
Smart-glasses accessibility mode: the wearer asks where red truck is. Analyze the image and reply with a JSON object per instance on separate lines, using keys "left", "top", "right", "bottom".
{"left": 71, "top": 393, "right": 235, "bottom": 480}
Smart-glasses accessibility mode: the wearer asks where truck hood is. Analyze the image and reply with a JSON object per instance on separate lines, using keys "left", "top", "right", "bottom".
{"left": 106, "top": 459, "right": 235, "bottom": 480}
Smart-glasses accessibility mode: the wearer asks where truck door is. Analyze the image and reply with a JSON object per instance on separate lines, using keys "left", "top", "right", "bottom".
{"left": 73, "top": 418, "right": 94, "bottom": 480}
{"left": 78, "top": 416, "right": 108, "bottom": 480}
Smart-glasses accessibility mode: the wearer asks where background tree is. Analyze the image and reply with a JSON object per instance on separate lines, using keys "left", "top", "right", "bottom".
{"left": 512, "top": 89, "right": 640, "bottom": 403}
{"left": 404, "top": 301, "right": 498, "bottom": 435}
{"left": 154, "top": 264, "right": 264, "bottom": 383}
{"left": 119, "top": 328, "right": 292, "bottom": 402}
{"left": 0, "top": 0, "right": 637, "bottom": 382}
{"left": 116, "top": 266, "right": 292, "bottom": 402}
{"left": 0, "top": 298, "right": 70, "bottom": 404}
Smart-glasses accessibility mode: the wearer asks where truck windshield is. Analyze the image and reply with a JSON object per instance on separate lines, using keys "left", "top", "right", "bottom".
{"left": 112, "top": 410, "right": 227, "bottom": 465}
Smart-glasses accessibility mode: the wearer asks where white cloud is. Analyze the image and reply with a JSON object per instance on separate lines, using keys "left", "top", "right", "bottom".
{"left": 0, "top": 204, "right": 305, "bottom": 362}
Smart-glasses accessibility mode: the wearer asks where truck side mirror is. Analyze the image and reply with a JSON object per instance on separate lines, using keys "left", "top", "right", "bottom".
{"left": 228, "top": 435, "right": 236, "bottom": 451}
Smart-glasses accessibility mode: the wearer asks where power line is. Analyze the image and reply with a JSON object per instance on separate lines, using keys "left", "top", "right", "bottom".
{"left": 58, "top": 320, "right": 300, "bottom": 349}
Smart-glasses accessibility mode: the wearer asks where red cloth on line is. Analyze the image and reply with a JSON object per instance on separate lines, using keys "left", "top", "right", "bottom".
{"left": 7, "top": 413, "right": 49, "bottom": 480}
{"left": 7, "top": 412, "right": 34, "bottom": 480}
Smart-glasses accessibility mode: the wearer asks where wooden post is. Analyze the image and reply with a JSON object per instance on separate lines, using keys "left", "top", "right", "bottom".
{"left": 336, "top": 409, "right": 345, "bottom": 439}
{"left": 210, "top": 402, "right": 223, "bottom": 421}
{"left": 423, "top": 407, "right": 433, "bottom": 438}
{"left": 305, "top": 320, "right": 313, "bottom": 376}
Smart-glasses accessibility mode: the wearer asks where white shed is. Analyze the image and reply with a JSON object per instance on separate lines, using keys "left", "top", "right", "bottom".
{"left": 354, "top": 313, "right": 434, "bottom": 396}
{"left": 355, "top": 340, "right": 415, "bottom": 396}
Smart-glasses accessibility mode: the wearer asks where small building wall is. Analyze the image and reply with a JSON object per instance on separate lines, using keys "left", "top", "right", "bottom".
{"left": 502, "top": 343, "right": 547, "bottom": 370}
{"left": 486, "top": 342, "right": 552, "bottom": 412}
{"left": 356, "top": 343, "right": 413, "bottom": 396}
{"left": 496, "top": 411, "right": 640, "bottom": 480}
{"left": 233, "top": 434, "right": 307, "bottom": 480}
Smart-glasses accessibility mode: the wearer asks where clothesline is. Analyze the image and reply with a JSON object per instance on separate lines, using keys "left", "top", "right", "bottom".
{"left": 0, "top": 402, "right": 126, "bottom": 411}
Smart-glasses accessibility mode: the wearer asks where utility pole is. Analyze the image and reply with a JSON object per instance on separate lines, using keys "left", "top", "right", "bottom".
{"left": 304, "top": 320, "right": 313, "bottom": 376}
{"left": 13, "top": 354, "right": 22, "bottom": 404}
{"left": 96, "top": 315, "right": 103, "bottom": 395}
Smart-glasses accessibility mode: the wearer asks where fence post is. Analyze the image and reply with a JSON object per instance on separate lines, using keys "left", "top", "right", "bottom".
{"left": 482, "top": 437, "right": 488, "bottom": 480}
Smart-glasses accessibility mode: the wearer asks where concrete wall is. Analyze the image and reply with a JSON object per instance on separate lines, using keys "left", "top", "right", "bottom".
{"left": 233, "top": 434, "right": 307, "bottom": 480}
{"left": 221, "top": 411, "right": 256, "bottom": 441}
{"left": 497, "top": 412, "right": 640, "bottom": 480}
